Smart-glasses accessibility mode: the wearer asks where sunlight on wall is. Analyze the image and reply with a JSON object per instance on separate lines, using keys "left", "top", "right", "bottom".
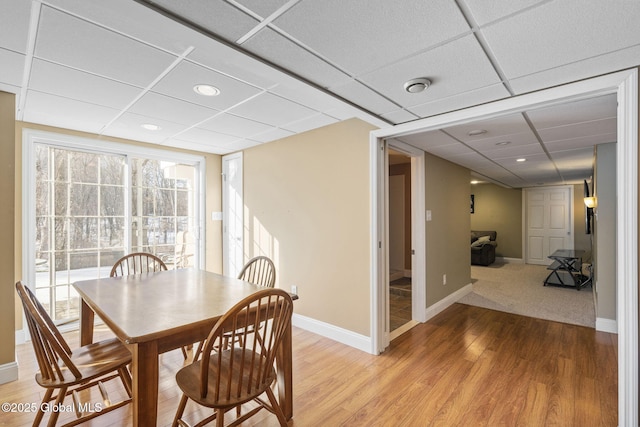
{"left": 243, "top": 206, "right": 280, "bottom": 283}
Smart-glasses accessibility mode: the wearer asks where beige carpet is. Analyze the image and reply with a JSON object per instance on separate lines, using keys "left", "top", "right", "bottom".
{"left": 458, "top": 262, "right": 596, "bottom": 328}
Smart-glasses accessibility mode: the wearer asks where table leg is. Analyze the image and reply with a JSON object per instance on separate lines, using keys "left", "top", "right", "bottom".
{"left": 79, "top": 299, "right": 95, "bottom": 346}
{"left": 276, "top": 323, "right": 293, "bottom": 420}
{"left": 130, "top": 341, "right": 159, "bottom": 427}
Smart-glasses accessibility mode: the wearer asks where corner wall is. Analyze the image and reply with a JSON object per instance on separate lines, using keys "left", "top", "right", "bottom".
{"left": 0, "top": 92, "right": 16, "bottom": 383}
{"left": 425, "top": 153, "right": 471, "bottom": 307}
{"left": 243, "top": 118, "right": 376, "bottom": 336}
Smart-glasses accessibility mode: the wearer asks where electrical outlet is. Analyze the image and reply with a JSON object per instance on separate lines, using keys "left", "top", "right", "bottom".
{"left": 443, "top": 274, "right": 447, "bottom": 285}
{"left": 291, "top": 285, "right": 298, "bottom": 295}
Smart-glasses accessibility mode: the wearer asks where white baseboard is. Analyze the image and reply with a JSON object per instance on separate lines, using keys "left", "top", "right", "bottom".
{"left": 404, "top": 269, "right": 412, "bottom": 278}
{"left": 0, "top": 361, "right": 18, "bottom": 385}
{"left": 596, "top": 317, "right": 617, "bottom": 334}
{"left": 292, "top": 313, "right": 371, "bottom": 353}
{"left": 15, "top": 329, "right": 25, "bottom": 345}
{"left": 389, "top": 270, "right": 404, "bottom": 281}
{"left": 425, "top": 283, "right": 473, "bottom": 321}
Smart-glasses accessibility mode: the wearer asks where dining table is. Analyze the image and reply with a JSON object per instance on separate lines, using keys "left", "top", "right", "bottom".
{"left": 73, "top": 268, "right": 294, "bottom": 426}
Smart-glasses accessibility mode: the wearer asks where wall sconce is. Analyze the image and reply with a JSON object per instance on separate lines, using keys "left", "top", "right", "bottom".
{"left": 584, "top": 196, "right": 597, "bottom": 209}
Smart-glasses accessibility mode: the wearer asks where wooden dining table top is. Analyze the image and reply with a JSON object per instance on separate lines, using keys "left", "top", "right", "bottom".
{"left": 73, "top": 268, "right": 267, "bottom": 344}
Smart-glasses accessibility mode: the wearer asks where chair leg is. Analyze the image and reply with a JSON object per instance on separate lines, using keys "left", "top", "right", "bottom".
{"left": 119, "top": 367, "right": 133, "bottom": 398}
{"left": 46, "top": 386, "right": 67, "bottom": 427}
{"left": 172, "top": 394, "right": 189, "bottom": 427}
{"left": 265, "top": 386, "right": 288, "bottom": 427}
{"left": 34, "top": 388, "right": 54, "bottom": 426}
{"left": 216, "top": 409, "right": 225, "bottom": 427}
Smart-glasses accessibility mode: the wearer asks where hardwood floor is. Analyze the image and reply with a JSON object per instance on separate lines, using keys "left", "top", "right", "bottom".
{"left": 1, "top": 303, "right": 617, "bottom": 426}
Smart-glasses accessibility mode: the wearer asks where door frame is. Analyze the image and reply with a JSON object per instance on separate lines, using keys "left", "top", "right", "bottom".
{"left": 523, "top": 185, "right": 574, "bottom": 265}
{"left": 370, "top": 68, "right": 638, "bottom": 425}
{"left": 222, "top": 152, "right": 243, "bottom": 277}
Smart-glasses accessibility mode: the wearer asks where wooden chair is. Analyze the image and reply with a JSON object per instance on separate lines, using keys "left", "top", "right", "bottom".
{"left": 15, "top": 281, "right": 132, "bottom": 427}
{"left": 172, "top": 288, "right": 294, "bottom": 427}
{"left": 109, "top": 252, "right": 168, "bottom": 277}
{"left": 237, "top": 256, "right": 276, "bottom": 288}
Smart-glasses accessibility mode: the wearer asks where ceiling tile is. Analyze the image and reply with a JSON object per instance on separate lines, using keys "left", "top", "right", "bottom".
{"left": 427, "top": 143, "right": 475, "bottom": 158}
{"left": 235, "top": 0, "right": 294, "bottom": 19}
{"left": 152, "top": 60, "right": 263, "bottom": 110}
{"left": 481, "top": 1, "right": 640, "bottom": 79}
{"left": 229, "top": 92, "right": 317, "bottom": 127}
{"left": 381, "top": 109, "right": 420, "bottom": 124}
{"left": 248, "top": 127, "right": 295, "bottom": 143}
{"left": 329, "top": 80, "right": 399, "bottom": 115}
{"left": 443, "top": 112, "right": 531, "bottom": 141}
{"left": 282, "top": 113, "right": 339, "bottom": 133}
{"left": 359, "top": 35, "right": 502, "bottom": 106}
{"left": 47, "top": 0, "right": 197, "bottom": 54}
{"left": 545, "top": 133, "right": 616, "bottom": 153}
{"left": 0, "top": 49, "right": 25, "bottom": 87}
{"left": 537, "top": 118, "right": 617, "bottom": 143}
{"left": 29, "top": 59, "right": 142, "bottom": 109}
{"left": 464, "top": 131, "right": 539, "bottom": 153}
{"left": 104, "top": 112, "right": 189, "bottom": 143}
{"left": 199, "top": 113, "right": 273, "bottom": 138}
{"left": 23, "top": 91, "right": 119, "bottom": 134}
{"left": 35, "top": 6, "right": 177, "bottom": 87}
{"left": 129, "top": 92, "right": 219, "bottom": 126}
{"left": 527, "top": 95, "right": 617, "bottom": 129}
{"left": 509, "top": 45, "right": 640, "bottom": 94}
{"left": 0, "top": 0, "right": 32, "bottom": 53}
{"left": 407, "top": 83, "right": 510, "bottom": 118}
{"left": 396, "top": 130, "right": 458, "bottom": 148}
{"left": 175, "top": 126, "right": 242, "bottom": 146}
{"left": 485, "top": 143, "right": 545, "bottom": 159}
{"left": 242, "top": 28, "right": 352, "bottom": 89}
{"left": 142, "top": 0, "right": 259, "bottom": 43}
{"left": 272, "top": 0, "right": 470, "bottom": 75}
{"left": 463, "top": 0, "right": 547, "bottom": 25}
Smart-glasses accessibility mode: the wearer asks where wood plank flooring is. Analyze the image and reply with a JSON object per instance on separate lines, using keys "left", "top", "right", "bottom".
{"left": 0, "top": 303, "right": 617, "bottom": 426}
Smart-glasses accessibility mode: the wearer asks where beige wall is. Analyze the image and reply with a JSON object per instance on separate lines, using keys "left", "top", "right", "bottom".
{"left": 470, "top": 183, "right": 523, "bottom": 258}
{"left": 1, "top": 92, "right": 16, "bottom": 369}
{"left": 594, "top": 142, "right": 616, "bottom": 320}
{"left": 10, "top": 120, "right": 222, "bottom": 333}
{"left": 424, "top": 153, "right": 471, "bottom": 307}
{"left": 243, "top": 118, "right": 376, "bottom": 336}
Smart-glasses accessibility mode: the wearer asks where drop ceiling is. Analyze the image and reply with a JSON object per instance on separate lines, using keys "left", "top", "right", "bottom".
{"left": 1, "top": 0, "right": 637, "bottom": 187}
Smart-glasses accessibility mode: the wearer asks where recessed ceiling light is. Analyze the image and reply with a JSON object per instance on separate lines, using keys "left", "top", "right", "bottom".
{"left": 141, "top": 123, "right": 161, "bottom": 131}
{"left": 471, "top": 180, "right": 479, "bottom": 184}
{"left": 516, "top": 158, "right": 527, "bottom": 162}
{"left": 193, "top": 84, "right": 220, "bottom": 96}
{"left": 403, "top": 77, "right": 431, "bottom": 93}
{"left": 467, "top": 129, "right": 487, "bottom": 136}
{"left": 495, "top": 141, "right": 510, "bottom": 146}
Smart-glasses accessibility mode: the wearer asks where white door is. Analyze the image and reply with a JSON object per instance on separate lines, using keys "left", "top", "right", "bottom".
{"left": 222, "top": 153, "right": 243, "bottom": 276}
{"left": 526, "top": 186, "right": 573, "bottom": 265}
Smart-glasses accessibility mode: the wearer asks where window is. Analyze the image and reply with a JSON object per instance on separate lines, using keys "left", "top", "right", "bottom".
{"left": 24, "top": 130, "right": 205, "bottom": 323}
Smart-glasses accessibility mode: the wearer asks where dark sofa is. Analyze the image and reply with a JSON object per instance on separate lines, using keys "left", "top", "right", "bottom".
{"left": 471, "top": 230, "right": 497, "bottom": 266}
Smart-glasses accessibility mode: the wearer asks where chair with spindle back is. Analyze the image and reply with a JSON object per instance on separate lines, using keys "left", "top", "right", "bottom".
{"left": 109, "top": 252, "right": 168, "bottom": 277}
{"left": 172, "top": 288, "right": 294, "bottom": 427}
{"left": 237, "top": 256, "right": 276, "bottom": 288}
{"left": 15, "top": 281, "right": 132, "bottom": 427}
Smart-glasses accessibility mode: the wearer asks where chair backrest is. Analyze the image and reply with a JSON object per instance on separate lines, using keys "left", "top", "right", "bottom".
{"left": 237, "top": 256, "right": 276, "bottom": 288}
{"left": 110, "top": 252, "right": 167, "bottom": 277}
{"left": 198, "top": 288, "right": 293, "bottom": 401}
{"left": 15, "top": 282, "right": 82, "bottom": 383}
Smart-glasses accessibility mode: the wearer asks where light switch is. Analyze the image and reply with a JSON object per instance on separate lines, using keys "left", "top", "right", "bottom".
{"left": 211, "top": 212, "right": 223, "bottom": 221}
{"left": 426, "top": 210, "right": 432, "bottom": 221}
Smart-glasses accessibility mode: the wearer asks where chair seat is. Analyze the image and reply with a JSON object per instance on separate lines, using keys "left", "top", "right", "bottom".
{"left": 176, "top": 349, "right": 276, "bottom": 409}
{"left": 36, "top": 338, "right": 131, "bottom": 388}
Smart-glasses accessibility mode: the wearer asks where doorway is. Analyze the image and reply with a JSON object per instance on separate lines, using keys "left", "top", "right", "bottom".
{"left": 388, "top": 149, "right": 412, "bottom": 334}
{"left": 222, "top": 152, "right": 243, "bottom": 277}
{"left": 370, "top": 69, "right": 638, "bottom": 425}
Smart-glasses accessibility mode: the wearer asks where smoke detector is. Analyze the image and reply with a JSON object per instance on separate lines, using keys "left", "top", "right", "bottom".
{"left": 404, "top": 78, "right": 431, "bottom": 93}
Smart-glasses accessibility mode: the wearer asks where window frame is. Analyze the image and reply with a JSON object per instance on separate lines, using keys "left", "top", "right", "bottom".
{"left": 22, "top": 129, "right": 206, "bottom": 321}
